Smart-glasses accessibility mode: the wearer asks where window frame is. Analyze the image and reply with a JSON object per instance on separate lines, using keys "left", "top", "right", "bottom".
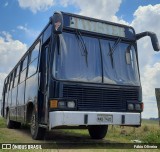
{"left": 19, "top": 55, "right": 28, "bottom": 84}
{"left": 27, "top": 41, "right": 41, "bottom": 79}
{"left": 9, "top": 74, "right": 13, "bottom": 91}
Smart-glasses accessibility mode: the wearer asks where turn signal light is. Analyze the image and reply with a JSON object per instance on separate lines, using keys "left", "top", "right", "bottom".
{"left": 50, "top": 100, "right": 58, "bottom": 108}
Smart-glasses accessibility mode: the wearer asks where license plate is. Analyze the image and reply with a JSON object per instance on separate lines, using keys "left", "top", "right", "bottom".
{"left": 97, "top": 114, "right": 113, "bottom": 123}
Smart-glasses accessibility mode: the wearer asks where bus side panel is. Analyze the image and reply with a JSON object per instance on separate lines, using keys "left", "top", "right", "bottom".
{"left": 16, "top": 82, "right": 25, "bottom": 123}
{"left": 25, "top": 73, "right": 39, "bottom": 122}
{"left": 8, "top": 90, "right": 15, "bottom": 121}
{"left": 11, "top": 87, "right": 17, "bottom": 107}
{"left": 3, "top": 92, "right": 9, "bottom": 118}
{"left": 10, "top": 87, "right": 18, "bottom": 121}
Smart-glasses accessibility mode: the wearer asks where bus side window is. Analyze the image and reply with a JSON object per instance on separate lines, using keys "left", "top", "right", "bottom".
{"left": 27, "top": 42, "right": 40, "bottom": 78}
{"left": 9, "top": 74, "right": 13, "bottom": 90}
{"left": 30, "top": 42, "right": 40, "bottom": 63}
{"left": 19, "top": 56, "right": 28, "bottom": 83}
{"left": 6, "top": 77, "right": 9, "bottom": 92}
{"left": 13, "top": 65, "right": 20, "bottom": 87}
{"left": 22, "top": 56, "right": 28, "bottom": 71}
{"left": 3, "top": 79, "right": 8, "bottom": 94}
{"left": 12, "top": 70, "right": 16, "bottom": 88}
{"left": 28, "top": 59, "right": 38, "bottom": 77}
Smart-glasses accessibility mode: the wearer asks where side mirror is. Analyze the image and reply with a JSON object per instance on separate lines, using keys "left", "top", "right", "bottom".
{"left": 136, "top": 31, "right": 160, "bottom": 51}
{"left": 125, "top": 45, "right": 131, "bottom": 64}
{"left": 52, "top": 11, "right": 63, "bottom": 34}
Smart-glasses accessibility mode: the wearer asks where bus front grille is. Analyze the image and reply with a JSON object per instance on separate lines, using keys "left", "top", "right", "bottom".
{"left": 63, "top": 84, "right": 139, "bottom": 112}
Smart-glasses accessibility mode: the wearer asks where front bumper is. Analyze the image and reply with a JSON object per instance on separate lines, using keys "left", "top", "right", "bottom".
{"left": 49, "top": 111, "right": 141, "bottom": 130}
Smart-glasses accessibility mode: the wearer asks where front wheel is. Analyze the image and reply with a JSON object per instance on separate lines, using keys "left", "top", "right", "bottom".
{"left": 30, "top": 110, "right": 46, "bottom": 140}
{"left": 88, "top": 125, "right": 108, "bottom": 139}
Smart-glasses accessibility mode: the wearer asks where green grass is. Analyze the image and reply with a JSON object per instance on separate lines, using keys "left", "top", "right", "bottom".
{"left": 58, "top": 119, "right": 160, "bottom": 143}
{"left": 0, "top": 117, "right": 6, "bottom": 128}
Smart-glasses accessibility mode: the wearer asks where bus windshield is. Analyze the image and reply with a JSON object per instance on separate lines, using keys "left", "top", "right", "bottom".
{"left": 53, "top": 32, "right": 140, "bottom": 86}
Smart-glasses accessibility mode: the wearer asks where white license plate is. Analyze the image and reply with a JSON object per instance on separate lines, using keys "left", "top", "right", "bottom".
{"left": 97, "top": 114, "right": 113, "bottom": 123}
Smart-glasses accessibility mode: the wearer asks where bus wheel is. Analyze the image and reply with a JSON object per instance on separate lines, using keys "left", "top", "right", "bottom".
{"left": 30, "top": 110, "right": 46, "bottom": 140}
{"left": 88, "top": 125, "right": 108, "bottom": 139}
{"left": 6, "top": 111, "right": 14, "bottom": 129}
{"left": 14, "top": 122, "right": 21, "bottom": 129}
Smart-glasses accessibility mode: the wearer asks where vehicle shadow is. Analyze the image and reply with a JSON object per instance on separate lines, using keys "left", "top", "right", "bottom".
{"left": 15, "top": 125, "right": 117, "bottom": 149}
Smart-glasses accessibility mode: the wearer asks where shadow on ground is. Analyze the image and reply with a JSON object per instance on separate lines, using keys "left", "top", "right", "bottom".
{"left": 12, "top": 125, "right": 117, "bottom": 149}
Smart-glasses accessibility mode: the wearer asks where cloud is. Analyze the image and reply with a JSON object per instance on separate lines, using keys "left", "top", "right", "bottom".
{"left": 60, "top": 0, "right": 128, "bottom": 24}
{"left": 0, "top": 32, "right": 27, "bottom": 98}
{"left": 141, "top": 63, "right": 160, "bottom": 118}
{"left": 4, "top": 2, "right": 8, "bottom": 7}
{"left": 18, "top": 0, "right": 55, "bottom": 13}
{"left": 131, "top": 4, "right": 160, "bottom": 118}
{"left": 131, "top": 4, "right": 160, "bottom": 67}
{"left": 17, "top": 25, "right": 39, "bottom": 39}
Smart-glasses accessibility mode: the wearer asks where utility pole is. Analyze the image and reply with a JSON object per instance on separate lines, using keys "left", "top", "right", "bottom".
{"left": 155, "top": 88, "right": 160, "bottom": 126}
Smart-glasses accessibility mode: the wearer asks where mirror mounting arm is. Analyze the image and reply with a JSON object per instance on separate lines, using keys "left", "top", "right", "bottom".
{"left": 136, "top": 31, "right": 160, "bottom": 51}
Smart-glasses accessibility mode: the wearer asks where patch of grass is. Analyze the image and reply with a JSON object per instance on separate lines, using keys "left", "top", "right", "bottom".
{"left": 143, "top": 125, "right": 149, "bottom": 132}
{"left": 0, "top": 117, "right": 6, "bottom": 128}
{"left": 140, "top": 130, "right": 160, "bottom": 143}
{"left": 0, "top": 117, "right": 160, "bottom": 145}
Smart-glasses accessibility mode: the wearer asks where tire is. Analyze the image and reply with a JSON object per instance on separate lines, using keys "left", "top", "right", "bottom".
{"left": 30, "top": 110, "right": 46, "bottom": 140}
{"left": 6, "top": 111, "right": 14, "bottom": 129}
{"left": 13, "top": 122, "right": 21, "bottom": 129}
{"left": 88, "top": 125, "right": 108, "bottom": 139}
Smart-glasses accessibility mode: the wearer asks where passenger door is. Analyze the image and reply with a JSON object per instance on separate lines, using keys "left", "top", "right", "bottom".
{"left": 38, "top": 43, "right": 49, "bottom": 123}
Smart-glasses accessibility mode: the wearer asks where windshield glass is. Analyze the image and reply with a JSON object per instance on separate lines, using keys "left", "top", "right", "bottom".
{"left": 53, "top": 32, "right": 140, "bottom": 86}
{"left": 100, "top": 39, "right": 140, "bottom": 85}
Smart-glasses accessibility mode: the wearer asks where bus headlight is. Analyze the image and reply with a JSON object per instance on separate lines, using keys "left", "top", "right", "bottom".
{"left": 135, "top": 104, "right": 141, "bottom": 111}
{"left": 58, "top": 101, "right": 66, "bottom": 108}
{"left": 128, "top": 103, "right": 134, "bottom": 110}
{"left": 67, "top": 101, "right": 76, "bottom": 108}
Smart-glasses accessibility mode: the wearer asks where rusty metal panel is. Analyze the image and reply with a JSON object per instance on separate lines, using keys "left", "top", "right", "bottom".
{"left": 70, "top": 17, "right": 125, "bottom": 37}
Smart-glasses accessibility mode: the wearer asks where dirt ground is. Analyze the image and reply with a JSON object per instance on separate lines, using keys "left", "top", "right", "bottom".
{"left": 0, "top": 126, "right": 117, "bottom": 149}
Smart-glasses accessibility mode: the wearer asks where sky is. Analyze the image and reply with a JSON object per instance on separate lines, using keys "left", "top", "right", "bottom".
{"left": 0, "top": 0, "right": 160, "bottom": 118}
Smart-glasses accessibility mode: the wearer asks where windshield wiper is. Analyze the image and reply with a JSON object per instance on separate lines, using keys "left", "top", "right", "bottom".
{"left": 107, "top": 38, "right": 121, "bottom": 68}
{"left": 108, "top": 38, "right": 121, "bottom": 56}
{"left": 108, "top": 42, "right": 114, "bottom": 68}
{"left": 75, "top": 30, "right": 88, "bottom": 67}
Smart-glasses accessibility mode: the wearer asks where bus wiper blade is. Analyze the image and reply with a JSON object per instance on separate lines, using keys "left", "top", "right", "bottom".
{"left": 75, "top": 30, "right": 88, "bottom": 67}
{"left": 108, "top": 38, "right": 121, "bottom": 56}
{"left": 108, "top": 42, "right": 114, "bottom": 68}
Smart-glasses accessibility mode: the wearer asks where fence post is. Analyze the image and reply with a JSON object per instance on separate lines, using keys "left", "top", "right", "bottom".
{"left": 155, "top": 88, "right": 160, "bottom": 126}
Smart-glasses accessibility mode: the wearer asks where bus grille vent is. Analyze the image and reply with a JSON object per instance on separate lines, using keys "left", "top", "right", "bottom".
{"left": 63, "top": 84, "right": 139, "bottom": 112}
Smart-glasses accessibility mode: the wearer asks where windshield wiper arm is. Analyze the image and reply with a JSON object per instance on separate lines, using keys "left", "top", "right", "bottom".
{"left": 108, "top": 37, "right": 121, "bottom": 56}
{"left": 108, "top": 42, "right": 114, "bottom": 68}
{"left": 75, "top": 30, "right": 88, "bottom": 67}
